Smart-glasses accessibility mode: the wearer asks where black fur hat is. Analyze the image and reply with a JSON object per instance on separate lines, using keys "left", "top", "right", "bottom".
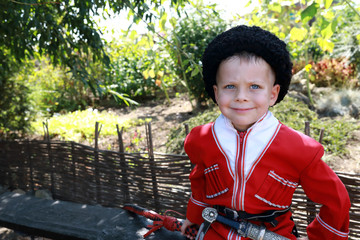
{"left": 202, "top": 25, "right": 293, "bottom": 104}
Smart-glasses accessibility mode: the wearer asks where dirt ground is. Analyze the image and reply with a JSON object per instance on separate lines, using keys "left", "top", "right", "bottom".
{"left": 105, "top": 94, "right": 196, "bottom": 153}
{"left": 327, "top": 129, "right": 360, "bottom": 173}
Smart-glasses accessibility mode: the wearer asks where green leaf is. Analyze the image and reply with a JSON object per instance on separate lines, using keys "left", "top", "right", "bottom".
{"left": 301, "top": 2, "right": 319, "bottom": 23}
{"left": 180, "top": 80, "right": 187, "bottom": 87}
{"left": 321, "top": 18, "right": 337, "bottom": 39}
{"left": 356, "top": 34, "right": 360, "bottom": 43}
{"left": 169, "top": 17, "right": 177, "bottom": 28}
{"left": 149, "top": 69, "right": 156, "bottom": 78}
{"left": 190, "top": 67, "right": 199, "bottom": 77}
{"left": 317, "top": 38, "right": 334, "bottom": 52}
{"left": 107, "top": 89, "right": 138, "bottom": 106}
{"left": 142, "top": 69, "right": 149, "bottom": 79}
{"left": 324, "top": 0, "right": 333, "bottom": 9}
{"left": 159, "top": 12, "right": 168, "bottom": 32}
{"left": 182, "top": 59, "right": 190, "bottom": 66}
{"left": 269, "top": 3, "right": 282, "bottom": 13}
{"left": 290, "top": 27, "right": 308, "bottom": 42}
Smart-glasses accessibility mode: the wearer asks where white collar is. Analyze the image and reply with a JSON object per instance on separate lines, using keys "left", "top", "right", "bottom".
{"left": 212, "top": 111, "right": 281, "bottom": 178}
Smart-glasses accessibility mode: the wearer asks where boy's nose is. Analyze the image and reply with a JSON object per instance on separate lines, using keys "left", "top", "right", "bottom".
{"left": 234, "top": 88, "right": 248, "bottom": 102}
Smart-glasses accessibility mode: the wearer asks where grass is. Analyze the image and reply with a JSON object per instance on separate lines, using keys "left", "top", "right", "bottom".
{"left": 30, "top": 108, "right": 151, "bottom": 143}
{"left": 272, "top": 96, "right": 359, "bottom": 155}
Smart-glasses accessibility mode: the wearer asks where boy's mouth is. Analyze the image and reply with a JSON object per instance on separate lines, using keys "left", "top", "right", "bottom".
{"left": 231, "top": 107, "right": 254, "bottom": 112}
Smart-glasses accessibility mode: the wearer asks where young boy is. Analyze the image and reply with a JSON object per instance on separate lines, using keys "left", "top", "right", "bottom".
{"left": 180, "top": 25, "right": 350, "bottom": 240}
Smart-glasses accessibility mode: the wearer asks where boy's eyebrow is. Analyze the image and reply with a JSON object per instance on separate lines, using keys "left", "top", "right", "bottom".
{"left": 245, "top": 78, "right": 267, "bottom": 83}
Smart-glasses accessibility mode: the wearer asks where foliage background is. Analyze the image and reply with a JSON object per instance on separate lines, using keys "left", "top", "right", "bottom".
{"left": 1, "top": 0, "right": 360, "bottom": 160}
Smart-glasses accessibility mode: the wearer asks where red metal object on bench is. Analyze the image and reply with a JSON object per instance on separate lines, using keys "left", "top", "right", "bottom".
{"left": 123, "top": 203, "right": 198, "bottom": 238}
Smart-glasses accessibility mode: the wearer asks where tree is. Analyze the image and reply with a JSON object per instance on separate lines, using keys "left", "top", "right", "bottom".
{"left": 0, "top": 0, "right": 187, "bottom": 137}
{"left": 167, "top": 2, "right": 227, "bottom": 107}
{"left": 1, "top": 0, "right": 189, "bottom": 89}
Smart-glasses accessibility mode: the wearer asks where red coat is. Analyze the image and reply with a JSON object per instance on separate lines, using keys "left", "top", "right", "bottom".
{"left": 184, "top": 112, "right": 350, "bottom": 240}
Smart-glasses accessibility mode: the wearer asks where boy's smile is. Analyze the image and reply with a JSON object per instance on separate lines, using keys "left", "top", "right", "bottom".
{"left": 213, "top": 56, "right": 280, "bottom": 132}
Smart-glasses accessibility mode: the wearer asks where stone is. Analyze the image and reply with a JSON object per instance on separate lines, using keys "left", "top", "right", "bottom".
{"left": 35, "top": 189, "right": 53, "bottom": 200}
{"left": 290, "top": 69, "right": 315, "bottom": 95}
{"left": 12, "top": 189, "right": 25, "bottom": 195}
{"left": 316, "top": 89, "right": 360, "bottom": 118}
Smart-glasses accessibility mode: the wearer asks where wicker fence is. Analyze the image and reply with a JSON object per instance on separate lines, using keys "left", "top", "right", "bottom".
{"left": 0, "top": 123, "right": 359, "bottom": 238}
{"left": 0, "top": 140, "right": 192, "bottom": 215}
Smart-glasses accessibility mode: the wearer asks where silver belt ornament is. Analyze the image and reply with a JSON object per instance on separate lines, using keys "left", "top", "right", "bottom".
{"left": 195, "top": 207, "right": 289, "bottom": 240}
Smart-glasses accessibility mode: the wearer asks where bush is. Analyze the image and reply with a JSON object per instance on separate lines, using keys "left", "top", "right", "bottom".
{"left": 0, "top": 74, "right": 33, "bottom": 138}
{"left": 168, "top": 4, "right": 227, "bottom": 106}
{"left": 166, "top": 107, "right": 220, "bottom": 154}
{"left": 106, "top": 31, "right": 178, "bottom": 103}
{"left": 0, "top": 50, "right": 36, "bottom": 139}
{"left": 330, "top": 14, "right": 360, "bottom": 80}
{"left": 309, "top": 58, "right": 358, "bottom": 88}
{"left": 28, "top": 58, "right": 93, "bottom": 115}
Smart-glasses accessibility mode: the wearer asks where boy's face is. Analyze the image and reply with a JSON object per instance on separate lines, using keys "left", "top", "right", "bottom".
{"left": 213, "top": 56, "right": 280, "bottom": 132}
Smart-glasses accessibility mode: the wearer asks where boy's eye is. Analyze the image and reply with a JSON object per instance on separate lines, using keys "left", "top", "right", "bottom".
{"left": 225, "top": 85, "right": 235, "bottom": 89}
{"left": 250, "top": 84, "right": 260, "bottom": 89}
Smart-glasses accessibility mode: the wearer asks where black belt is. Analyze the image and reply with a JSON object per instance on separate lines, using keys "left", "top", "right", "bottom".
{"left": 214, "top": 205, "right": 299, "bottom": 237}
{"left": 214, "top": 205, "right": 291, "bottom": 227}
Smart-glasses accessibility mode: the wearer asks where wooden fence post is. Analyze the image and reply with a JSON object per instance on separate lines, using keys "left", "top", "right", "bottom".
{"left": 116, "top": 125, "right": 130, "bottom": 203}
{"left": 27, "top": 140, "right": 34, "bottom": 193}
{"left": 304, "top": 121, "right": 310, "bottom": 137}
{"left": 94, "top": 122, "right": 102, "bottom": 204}
{"left": 185, "top": 123, "right": 189, "bottom": 136}
{"left": 146, "top": 122, "right": 160, "bottom": 212}
{"left": 43, "top": 120, "right": 50, "bottom": 141}
{"left": 43, "top": 121, "right": 55, "bottom": 195}
{"left": 71, "top": 142, "right": 77, "bottom": 197}
{"left": 319, "top": 127, "right": 325, "bottom": 144}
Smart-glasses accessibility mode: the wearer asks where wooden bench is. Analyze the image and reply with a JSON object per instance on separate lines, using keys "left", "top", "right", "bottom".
{"left": 0, "top": 192, "right": 185, "bottom": 240}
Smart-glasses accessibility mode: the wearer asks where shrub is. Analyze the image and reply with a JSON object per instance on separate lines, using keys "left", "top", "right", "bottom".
{"left": 106, "top": 31, "right": 178, "bottom": 103}
{"left": 0, "top": 74, "right": 33, "bottom": 138}
{"left": 167, "top": 4, "right": 227, "bottom": 106}
{"left": 292, "top": 60, "right": 307, "bottom": 75}
{"left": 166, "top": 107, "right": 220, "bottom": 154}
{"left": 309, "top": 58, "right": 358, "bottom": 88}
{"left": 330, "top": 15, "right": 360, "bottom": 80}
{"left": 28, "top": 58, "right": 92, "bottom": 115}
{"left": 0, "top": 51, "right": 36, "bottom": 139}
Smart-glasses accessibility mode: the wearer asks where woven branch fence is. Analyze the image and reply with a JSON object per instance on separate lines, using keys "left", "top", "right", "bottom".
{"left": 0, "top": 121, "right": 359, "bottom": 239}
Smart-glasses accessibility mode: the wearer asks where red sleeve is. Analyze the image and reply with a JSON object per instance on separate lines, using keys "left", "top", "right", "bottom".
{"left": 184, "top": 127, "right": 211, "bottom": 225}
{"left": 300, "top": 148, "right": 350, "bottom": 239}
